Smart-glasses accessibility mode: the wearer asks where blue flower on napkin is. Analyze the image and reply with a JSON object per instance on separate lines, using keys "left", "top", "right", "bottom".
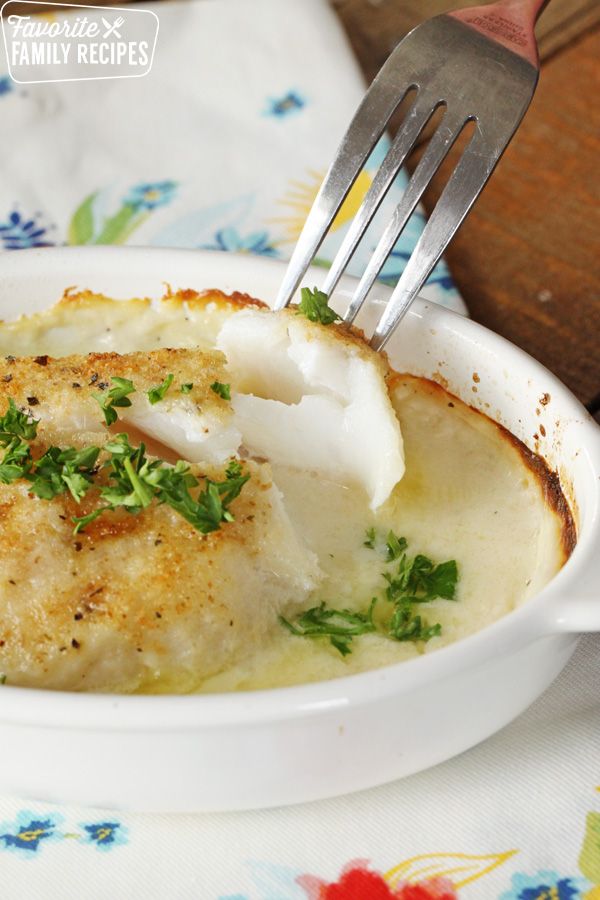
{"left": 0, "top": 209, "right": 55, "bottom": 250}
{"left": 379, "top": 248, "right": 455, "bottom": 292}
{"left": 265, "top": 91, "right": 306, "bottom": 118}
{"left": 0, "top": 76, "right": 13, "bottom": 98}
{"left": 123, "top": 181, "right": 178, "bottom": 212}
{"left": 80, "top": 820, "right": 128, "bottom": 851}
{"left": 202, "top": 226, "right": 278, "bottom": 257}
{"left": 499, "top": 870, "right": 588, "bottom": 900}
{"left": 0, "top": 810, "right": 62, "bottom": 856}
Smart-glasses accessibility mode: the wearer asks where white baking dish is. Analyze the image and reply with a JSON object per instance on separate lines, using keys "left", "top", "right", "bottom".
{"left": 0, "top": 246, "right": 597, "bottom": 812}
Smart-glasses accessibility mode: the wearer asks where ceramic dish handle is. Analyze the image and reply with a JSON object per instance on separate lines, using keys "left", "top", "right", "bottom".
{"left": 550, "top": 555, "right": 600, "bottom": 632}
{"left": 553, "top": 596, "right": 600, "bottom": 633}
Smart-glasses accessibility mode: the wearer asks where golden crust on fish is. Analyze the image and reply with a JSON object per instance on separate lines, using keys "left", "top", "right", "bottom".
{"left": 0, "top": 457, "right": 319, "bottom": 693}
{"left": 0, "top": 288, "right": 267, "bottom": 358}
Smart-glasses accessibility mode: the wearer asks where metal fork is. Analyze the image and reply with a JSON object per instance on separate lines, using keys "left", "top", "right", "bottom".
{"left": 274, "top": 0, "right": 550, "bottom": 350}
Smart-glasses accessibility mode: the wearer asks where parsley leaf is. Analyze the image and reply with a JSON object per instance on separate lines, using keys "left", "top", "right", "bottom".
{"left": 388, "top": 601, "right": 442, "bottom": 643}
{"left": 0, "top": 437, "right": 32, "bottom": 484}
{"left": 385, "top": 553, "right": 458, "bottom": 602}
{"left": 363, "top": 526, "right": 376, "bottom": 549}
{"left": 386, "top": 531, "right": 408, "bottom": 561}
{"left": 147, "top": 373, "right": 174, "bottom": 405}
{"left": 424, "top": 559, "right": 459, "bottom": 600}
{"left": 210, "top": 381, "right": 231, "bottom": 401}
{"left": 297, "top": 287, "right": 341, "bottom": 325}
{"left": 0, "top": 398, "right": 38, "bottom": 442}
{"left": 94, "top": 376, "right": 136, "bottom": 426}
{"left": 280, "top": 598, "right": 377, "bottom": 657}
{"left": 29, "top": 445, "right": 100, "bottom": 502}
{"left": 181, "top": 383, "right": 193, "bottom": 394}
{"left": 72, "top": 507, "right": 109, "bottom": 535}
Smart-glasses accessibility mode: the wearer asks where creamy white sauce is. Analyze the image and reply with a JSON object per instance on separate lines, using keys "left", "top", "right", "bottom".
{"left": 198, "top": 375, "right": 567, "bottom": 691}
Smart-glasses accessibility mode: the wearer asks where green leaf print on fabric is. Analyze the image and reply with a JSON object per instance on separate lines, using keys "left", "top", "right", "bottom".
{"left": 68, "top": 192, "right": 97, "bottom": 245}
{"left": 67, "top": 181, "right": 177, "bottom": 246}
{"left": 579, "top": 812, "right": 600, "bottom": 885}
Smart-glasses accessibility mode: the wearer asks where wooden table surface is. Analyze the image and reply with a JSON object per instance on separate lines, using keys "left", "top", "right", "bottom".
{"left": 334, "top": 1, "right": 600, "bottom": 414}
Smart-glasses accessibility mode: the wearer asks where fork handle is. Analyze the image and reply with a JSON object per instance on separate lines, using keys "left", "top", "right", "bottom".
{"left": 450, "top": 0, "right": 551, "bottom": 68}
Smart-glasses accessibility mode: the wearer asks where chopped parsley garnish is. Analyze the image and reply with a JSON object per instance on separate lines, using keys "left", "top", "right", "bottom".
{"left": 28, "top": 445, "right": 100, "bottom": 502}
{"left": 144, "top": 454, "right": 250, "bottom": 534}
{"left": 70, "top": 434, "right": 250, "bottom": 535}
{"left": 0, "top": 384, "right": 250, "bottom": 538}
{"left": 0, "top": 399, "right": 38, "bottom": 484}
{"left": 0, "top": 398, "right": 38, "bottom": 442}
{"left": 210, "top": 381, "right": 231, "bottom": 401}
{"left": 280, "top": 598, "right": 377, "bottom": 657}
{"left": 72, "top": 507, "right": 108, "bottom": 535}
{"left": 94, "top": 376, "right": 136, "bottom": 426}
{"left": 284, "top": 535, "right": 459, "bottom": 656}
{"left": 181, "top": 383, "right": 193, "bottom": 394}
{"left": 388, "top": 603, "right": 442, "bottom": 643}
{"left": 386, "top": 530, "right": 408, "bottom": 561}
{"left": 363, "top": 526, "right": 376, "bottom": 549}
{"left": 297, "top": 287, "right": 341, "bottom": 325}
{"left": 147, "top": 373, "right": 174, "bottom": 405}
{"left": 384, "top": 555, "right": 458, "bottom": 603}
{"left": 0, "top": 437, "right": 32, "bottom": 484}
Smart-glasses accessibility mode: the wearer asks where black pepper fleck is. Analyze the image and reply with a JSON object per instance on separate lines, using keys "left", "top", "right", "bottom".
{"left": 72, "top": 382, "right": 81, "bottom": 389}
{"left": 74, "top": 613, "right": 83, "bottom": 621}
{"left": 8, "top": 579, "right": 15, "bottom": 585}
{"left": 27, "top": 396, "right": 39, "bottom": 406}
{"left": 74, "top": 541, "right": 82, "bottom": 552}
{"left": 71, "top": 638, "right": 81, "bottom": 649}
{"left": 155, "top": 611, "right": 162, "bottom": 619}
{"left": 5, "top": 355, "right": 15, "bottom": 363}
{"left": 2, "top": 374, "right": 12, "bottom": 383}
{"left": 34, "top": 355, "right": 49, "bottom": 366}
{"left": 89, "top": 373, "right": 99, "bottom": 385}
{"left": 97, "top": 381, "right": 109, "bottom": 390}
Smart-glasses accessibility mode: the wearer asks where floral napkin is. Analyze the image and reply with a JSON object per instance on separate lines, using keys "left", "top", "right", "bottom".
{"left": 0, "top": 0, "right": 464, "bottom": 312}
{"left": 0, "top": 1, "right": 598, "bottom": 899}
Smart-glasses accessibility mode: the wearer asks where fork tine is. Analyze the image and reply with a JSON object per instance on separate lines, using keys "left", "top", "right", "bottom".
{"left": 320, "top": 94, "right": 444, "bottom": 300}
{"left": 343, "top": 111, "right": 467, "bottom": 326}
{"left": 273, "top": 68, "right": 419, "bottom": 310}
{"left": 369, "top": 130, "right": 505, "bottom": 350}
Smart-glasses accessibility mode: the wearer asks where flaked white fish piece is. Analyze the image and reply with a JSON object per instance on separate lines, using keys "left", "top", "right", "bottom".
{"left": 0, "top": 348, "right": 241, "bottom": 465}
{"left": 217, "top": 308, "right": 405, "bottom": 509}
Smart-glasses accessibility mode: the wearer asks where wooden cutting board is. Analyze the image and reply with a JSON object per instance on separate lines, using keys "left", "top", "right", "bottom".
{"left": 333, "top": 0, "right": 600, "bottom": 81}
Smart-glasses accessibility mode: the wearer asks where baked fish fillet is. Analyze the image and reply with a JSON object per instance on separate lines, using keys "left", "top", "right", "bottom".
{"left": 0, "top": 350, "right": 320, "bottom": 692}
